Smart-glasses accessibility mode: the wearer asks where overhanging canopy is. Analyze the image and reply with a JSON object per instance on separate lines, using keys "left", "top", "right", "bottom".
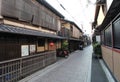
{"left": 0, "top": 24, "right": 64, "bottom": 39}
{"left": 69, "top": 38, "right": 82, "bottom": 41}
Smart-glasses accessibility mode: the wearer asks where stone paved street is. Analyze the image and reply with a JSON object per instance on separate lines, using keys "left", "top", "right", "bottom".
{"left": 91, "top": 54, "right": 108, "bottom": 82}
{"left": 19, "top": 46, "right": 93, "bottom": 82}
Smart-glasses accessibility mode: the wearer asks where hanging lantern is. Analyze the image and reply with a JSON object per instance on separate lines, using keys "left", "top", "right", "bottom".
{"left": 50, "top": 42, "right": 54, "bottom": 46}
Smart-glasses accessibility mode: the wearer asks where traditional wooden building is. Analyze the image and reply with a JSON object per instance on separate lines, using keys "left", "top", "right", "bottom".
{"left": 61, "top": 19, "right": 83, "bottom": 51}
{"left": 93, "top": 0, "right": 120, "bottom": 81}
{"left": 0, "top": 0, "right": 64, "bottom": 81}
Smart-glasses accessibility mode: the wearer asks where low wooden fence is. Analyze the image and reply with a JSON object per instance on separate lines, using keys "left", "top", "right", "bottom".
{"left": 0, "top": 51, "right": 56, "bottom": 82}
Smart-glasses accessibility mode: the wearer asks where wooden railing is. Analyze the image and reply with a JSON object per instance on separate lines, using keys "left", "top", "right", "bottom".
{"left": 0, "top": 51, "right": 56, "bottom": 82}
{"left": 61, "top": 28, "right": 70, "bottom": 38}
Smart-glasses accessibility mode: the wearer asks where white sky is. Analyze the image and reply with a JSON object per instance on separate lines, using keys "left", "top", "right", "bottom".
{"left": 46, "top": 0, "right": 96, "bottom": 35}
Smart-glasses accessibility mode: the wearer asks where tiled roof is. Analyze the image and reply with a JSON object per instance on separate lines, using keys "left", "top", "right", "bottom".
{"left": 0, "top": 24, "right": 64, "bottom": 39}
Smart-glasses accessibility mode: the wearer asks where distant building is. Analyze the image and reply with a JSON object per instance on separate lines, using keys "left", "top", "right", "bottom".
{"left": 61, "top": 19, "right": 83, "bottom": 51}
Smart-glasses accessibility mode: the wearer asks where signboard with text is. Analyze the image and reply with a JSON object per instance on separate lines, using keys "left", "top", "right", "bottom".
{"left": 30, "top": 45, "right": 36, "bottom": 54}
{"left": 21, "top": 45, "right": 29, "bottom": 56}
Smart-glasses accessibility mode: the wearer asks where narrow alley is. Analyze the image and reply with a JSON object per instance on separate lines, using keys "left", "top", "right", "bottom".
{"left": 0, "top": 0, "right": 120, "bottom": 82}
{"left": 19, "top": 45, "right": 108, "bottom": 82}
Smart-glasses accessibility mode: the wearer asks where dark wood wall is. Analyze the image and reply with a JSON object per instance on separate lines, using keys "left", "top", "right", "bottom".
{"left": 69, "top": 40, "right": 80, "bottom": 52}
{"left": 0, "top": 33, "right": 37, "bottom": 61}
{"left": 0, "top": 44, "right": 21, "bottom": 61}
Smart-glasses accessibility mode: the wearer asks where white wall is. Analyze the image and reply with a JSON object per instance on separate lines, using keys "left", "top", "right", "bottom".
{"left": 107, "top": 0, "right": 113, "bottom": 10}
{"left": 96, "top": 35, "right": 100, "bottom": 43}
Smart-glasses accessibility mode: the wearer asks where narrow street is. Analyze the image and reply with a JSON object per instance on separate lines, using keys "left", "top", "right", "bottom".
{"left": 0, "top": 0, "right": 119, "bottom": 82}
{"left": 91, "top": 54, "right": 108, "bottom": 82}
{"left": 19, "top": 46, "right": 93, "bottom": 82}
{"left": 19, "top": 45, "right": 110, "bottom": 82}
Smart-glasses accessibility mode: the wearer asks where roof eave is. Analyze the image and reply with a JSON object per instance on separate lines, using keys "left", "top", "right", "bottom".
{"left": 36, "top": 0, "right": 64, "bottom": 18}
{"left": 99, "top": 0, "right": 120, "bottom": 31}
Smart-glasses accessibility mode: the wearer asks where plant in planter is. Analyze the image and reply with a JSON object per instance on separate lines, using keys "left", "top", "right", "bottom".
{"left": 93, "top": 42, "right": 102, "bottom": 58}
{"left": 56, "top": 40, "right": 69, "bottom": 57}
{"left": 61, "top": 40, "right": 69, "bottom": 57}
{"left": 62, "top": 40, "right": 68, "bottom": 50}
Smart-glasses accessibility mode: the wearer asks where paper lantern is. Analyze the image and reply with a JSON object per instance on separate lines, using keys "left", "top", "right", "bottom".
{"left": 50, "top": 42, "right": 54, "bottom": 46}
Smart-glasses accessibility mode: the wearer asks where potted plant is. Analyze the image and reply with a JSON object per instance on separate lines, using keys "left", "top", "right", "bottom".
{"left": 62, "top": 40, "right": 68, "bottom": 50}
{"left": 61, "top": 40, "right": 69, "bottom": 57}
{"left": 93, "top": 42, "right": 102, "bottom": 58}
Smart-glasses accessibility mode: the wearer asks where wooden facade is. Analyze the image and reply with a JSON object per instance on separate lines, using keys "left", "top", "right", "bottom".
{"left": 61, "top": 19, "right": 83, "bottom": 51}
{"left": 0, "top": 1, "right": 65, "bottom": 81}
{"left": 0, "top": 51, "right": 56, "bottom": 82}
{"left": 0, "top": 33, "right": 35, "bottom": 61}
{"left": 61, "top": 19, "right": 83, "bottom": 39}
{"left": 72, "top": 24, "right": 81, "bottom": 39}
{"left": 0, "top": 0, "right": 63, "bottom": 31}
{"left": 0, "top": 0, "right": 64, "bottom": 61}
